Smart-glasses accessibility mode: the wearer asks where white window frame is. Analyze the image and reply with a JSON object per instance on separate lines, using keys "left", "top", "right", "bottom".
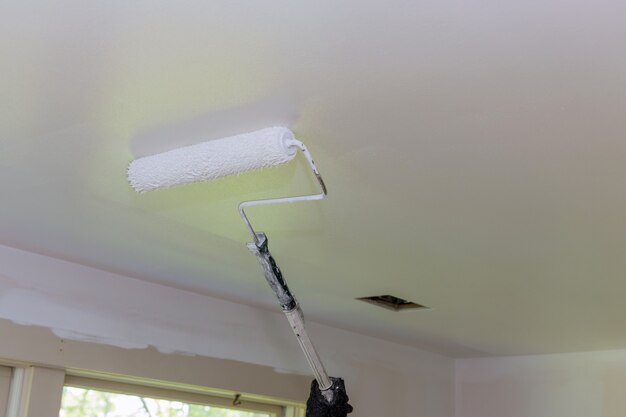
{"left": 0, "top": 365, "right": 305, "bottom": 417}
{"left": 0, "top": 366, "right": 11, "bottom": 417}
{"left": 63, "top": 375, "right": 284, "bottom": 417}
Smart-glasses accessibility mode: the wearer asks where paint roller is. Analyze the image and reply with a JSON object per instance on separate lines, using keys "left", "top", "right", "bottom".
{"left": 128, "top": 127, "right": 353, "bottom": 417}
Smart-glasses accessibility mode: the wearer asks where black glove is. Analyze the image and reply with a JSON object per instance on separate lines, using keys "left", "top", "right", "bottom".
{"left": 306, "top": 377, "right": 353, "bottom": 417}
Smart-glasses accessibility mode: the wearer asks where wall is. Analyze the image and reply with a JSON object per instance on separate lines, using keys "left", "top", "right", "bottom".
{"left": 456, "top": 350, "right": 626, "bottom": 417}
{"left": 0, "top": 244, "right": 455, "bottom": 417}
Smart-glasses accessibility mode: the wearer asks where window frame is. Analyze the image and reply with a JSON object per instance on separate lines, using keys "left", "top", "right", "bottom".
{"left": 0, "top": 366, "right": 11, "bottom": 416}
{"left": 63, "top": 375, "right": 284, "bottom": 417}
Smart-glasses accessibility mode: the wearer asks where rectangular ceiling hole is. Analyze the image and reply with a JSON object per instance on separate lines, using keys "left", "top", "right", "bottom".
{"left": 356, "top": 295, "right": 428, "bottom": 312}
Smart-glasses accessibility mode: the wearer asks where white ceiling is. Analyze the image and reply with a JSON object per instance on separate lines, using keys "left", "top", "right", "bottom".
{"left": 2, "top": 0, "right": 626, "bottom": 357}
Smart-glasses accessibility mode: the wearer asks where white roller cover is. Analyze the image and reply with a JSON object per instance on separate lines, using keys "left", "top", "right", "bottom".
{"left": 128, "top": 127, "right": 298, "bottom": 192}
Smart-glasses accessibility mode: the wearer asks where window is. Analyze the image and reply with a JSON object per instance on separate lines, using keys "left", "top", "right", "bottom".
{"left": 0, "top": 366, "right": 11, "bottom": 416}
{"left": 60, "top": 377, "right": 282, "bottom": 417}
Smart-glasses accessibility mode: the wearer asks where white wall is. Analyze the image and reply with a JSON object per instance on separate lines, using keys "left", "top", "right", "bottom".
{"left": 0, "top": 244, "right": 455, "bottom": 417}
{"left": 456, "top": 350, "right": 626, "bottom": 417}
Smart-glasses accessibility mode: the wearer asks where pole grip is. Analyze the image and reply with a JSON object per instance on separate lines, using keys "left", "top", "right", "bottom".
{"left": 284, "top": 307, "right": 332, "bottom": 391}
{"left": 247, "top": 233, "right": 332, "bottom": 393}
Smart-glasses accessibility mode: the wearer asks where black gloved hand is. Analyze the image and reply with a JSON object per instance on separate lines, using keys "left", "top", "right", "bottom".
{"left": 305, "top": 377, "right": 353, "bottom": 417}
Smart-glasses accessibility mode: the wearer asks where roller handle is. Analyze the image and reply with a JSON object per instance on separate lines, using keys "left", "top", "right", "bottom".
{"left": 285, "top": 307, "right": 333, "bottom": 391}
{"left": 247, "top": 233, "right": 333, "bottom": 392}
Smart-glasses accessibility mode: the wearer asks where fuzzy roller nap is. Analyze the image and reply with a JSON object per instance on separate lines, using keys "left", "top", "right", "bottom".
{"left": 128, "top": 126, "right": 352, "bottom": 417}
{"left": 128, "top": 127, "right": 297, "bottom": 192}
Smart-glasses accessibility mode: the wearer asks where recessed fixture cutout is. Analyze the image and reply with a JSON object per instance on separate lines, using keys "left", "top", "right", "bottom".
{"left": 357, "top": 295, "right": 428, "bottom": 312}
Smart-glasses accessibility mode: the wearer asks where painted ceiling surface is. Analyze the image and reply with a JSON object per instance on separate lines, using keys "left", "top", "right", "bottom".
{"left": 2, "top": 0, "right": 626, "bottom": 357}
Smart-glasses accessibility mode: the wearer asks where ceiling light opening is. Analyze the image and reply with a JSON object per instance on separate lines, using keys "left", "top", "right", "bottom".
{"left": 357, "top": 295, "right": 428, "bottom": 312}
